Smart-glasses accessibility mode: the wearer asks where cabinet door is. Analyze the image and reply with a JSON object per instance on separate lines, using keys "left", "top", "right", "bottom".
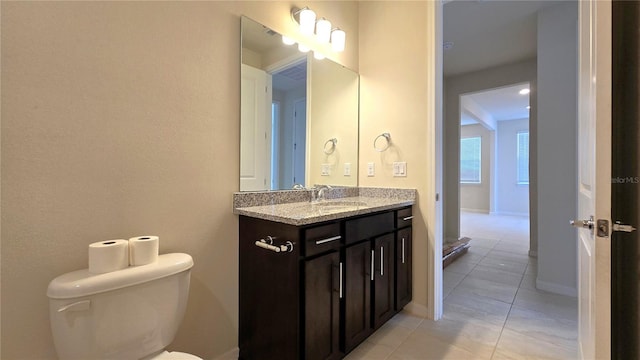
{"left": 305, "top": 252, "right": 341, "bottom": 360}
{"left": 344, "top": 241, "right": 372, "bottom": 352}
{"left": 373, "top": 233, "right": 395, "bottom": 329}
{"left": 396, "top": 227, "right": 412, "bottom": 310}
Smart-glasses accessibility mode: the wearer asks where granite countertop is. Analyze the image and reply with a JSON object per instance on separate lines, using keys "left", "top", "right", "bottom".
{"left": 233, "top": 188, "right": 415, "bottom": 226}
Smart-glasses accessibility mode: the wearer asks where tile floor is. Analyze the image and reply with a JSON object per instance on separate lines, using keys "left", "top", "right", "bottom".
{"left": 344, "top": 211, "right": 578, "bottom": 360}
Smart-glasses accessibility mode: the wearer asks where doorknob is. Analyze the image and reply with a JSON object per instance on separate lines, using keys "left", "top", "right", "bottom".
{"left": 570, "top": 215, "right": 595, "bottom": 230}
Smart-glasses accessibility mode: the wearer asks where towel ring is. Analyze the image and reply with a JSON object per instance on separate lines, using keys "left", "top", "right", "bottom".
{"left": 374, "top": 133, "right": 391, "bottom": 152}
{"left": 324, "top": 138, "right": 338, "bottom": 154}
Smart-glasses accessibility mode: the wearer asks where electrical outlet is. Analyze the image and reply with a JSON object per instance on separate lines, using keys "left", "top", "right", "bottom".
{"left": 321, "top": 164, "right": 330, "bottom": 176}
{"left": 344, "top": 163, "right": 351, "bottom": 176}
{"left": 367, "top": 162, "right": 375, "bottom": 177}
{"left": 393, "top": 162, "right": 407, "bottom": 177}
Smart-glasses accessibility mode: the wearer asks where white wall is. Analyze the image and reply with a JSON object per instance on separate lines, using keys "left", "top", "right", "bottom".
{"left": 536, "top": 1, "right": 578, "bottom": 296}
{"left": 460, "top": 124, "right": 493, "bottom": 213}
{"left": 495, "top": 118, "right": 530, "bottom": 216}
{"left": 0, "top": 1, "right": 359, "bottom": 358}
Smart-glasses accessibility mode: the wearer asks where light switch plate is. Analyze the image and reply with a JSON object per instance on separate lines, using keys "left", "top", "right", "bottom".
{"left": 367, "top": 162, "right": 375, "bottom": 177}
{"left": 344, "top": 163, "right": 351, "bottom": 176}
{"left": 321, "top": 164, "right": 330, "bottom": 176}
{"left": 393, "top": 162, "right": 407, "bottom": 177}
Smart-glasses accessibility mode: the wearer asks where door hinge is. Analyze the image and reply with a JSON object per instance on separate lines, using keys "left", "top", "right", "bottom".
{"left": 596, "top": 219, "right": 637, "bottom": 238}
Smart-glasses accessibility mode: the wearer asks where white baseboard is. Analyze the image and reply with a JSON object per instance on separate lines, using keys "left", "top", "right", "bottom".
{"left": 212, "top": 347, "right": 239, "bottom": 360}
{"left": 403, "top": 301, "right": 430, "bottom": 319}
{"left": 536, "top": 279, "right": 577, "bottom": 297}
{"left": 490, "top": 211, "right": 529, "bottom": 217}
{"left": 460, "top": 208, "right": 490, "bottom": 214}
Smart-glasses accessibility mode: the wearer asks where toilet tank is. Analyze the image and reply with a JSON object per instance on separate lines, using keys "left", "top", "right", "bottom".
{"left": 47, "top": 253, "right": 194, "bottom": 360}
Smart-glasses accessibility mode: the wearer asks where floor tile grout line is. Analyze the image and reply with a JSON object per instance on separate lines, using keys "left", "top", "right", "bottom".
{"left": 383, "top": 316, "right": 426, "bottom": 360}
{"left": 488, "top": 239, "right": 528, "bottom": 360}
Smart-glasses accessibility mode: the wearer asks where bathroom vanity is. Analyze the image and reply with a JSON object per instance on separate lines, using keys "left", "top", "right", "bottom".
{"left": 234, "top": 188, "right": 415, "bottom": 360}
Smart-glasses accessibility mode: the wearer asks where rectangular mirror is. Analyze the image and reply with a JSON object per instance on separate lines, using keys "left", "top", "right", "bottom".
{"left": 240, "top": 16, "right": 359, "bottom": 191}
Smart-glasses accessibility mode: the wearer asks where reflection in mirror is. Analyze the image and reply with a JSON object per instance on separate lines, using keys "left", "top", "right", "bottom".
{"left": 240, "top": 16, "right": 359, "bottom": 191}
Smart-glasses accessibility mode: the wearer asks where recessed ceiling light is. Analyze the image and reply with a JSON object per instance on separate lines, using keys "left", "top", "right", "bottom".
{"left": 519, "top": 88, "right": 530, "bottom": 95}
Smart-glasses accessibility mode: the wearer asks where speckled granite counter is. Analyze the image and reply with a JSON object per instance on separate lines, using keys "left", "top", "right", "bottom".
{"left": 233, "top": 187, "right": 415, "bottom": 226}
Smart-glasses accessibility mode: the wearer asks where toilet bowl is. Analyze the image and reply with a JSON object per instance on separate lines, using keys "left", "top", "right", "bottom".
{"left": 47, "top": 253, "right": 201, "bottom": 360}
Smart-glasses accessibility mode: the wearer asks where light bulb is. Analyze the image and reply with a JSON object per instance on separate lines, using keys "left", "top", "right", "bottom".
{"left": 316, "top": 18, "right": 332, "bottom": 43}
{"left": 519, "top": 88, "right": 530, "bottom": 95}
{"left": 331, "top": 29, "right": 346, "bottom": 52}
{"left": 282, "top": 36, "right": 295, "bottom": 45}
{"left": 299, "top": 8, "right": 316, "bottom": 36}
{"left": 298, "top": 43, "right": 310, "bottom": 53}
{"left": 314, "top": 51, "right": 325, "bottom": 60}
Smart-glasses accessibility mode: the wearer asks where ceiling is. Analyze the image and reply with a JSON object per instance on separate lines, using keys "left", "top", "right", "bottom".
{"left": 443, "top": 0, "right": 561, "bottom": 77}
{"left": 460, "top": 83, "right": 531, "bottom": 126}
{"left": 444, "top": 0, "right": 563, "bottom": 124}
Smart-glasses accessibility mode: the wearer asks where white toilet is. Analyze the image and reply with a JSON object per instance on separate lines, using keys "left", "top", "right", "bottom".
{"left": 47, "top": 253, "right": 201, "bottom": 360}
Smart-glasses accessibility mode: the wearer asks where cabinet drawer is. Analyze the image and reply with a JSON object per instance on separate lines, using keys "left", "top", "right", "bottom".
{"left": 345, "top": 212, "right": 394, "bottom": 244}
{"left": 304, "top": 223, "right": 342, "bottom": 257}
{"left": 396, "top": 207, "right": 413, "bottom": 228}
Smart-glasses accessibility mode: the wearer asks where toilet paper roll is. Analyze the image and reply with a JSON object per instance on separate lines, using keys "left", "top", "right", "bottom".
{"left": 88, "top": 239, "right": 130, "bottom": 274}
{"left": 129, "top": 235, "right": 159, "bottom": 266}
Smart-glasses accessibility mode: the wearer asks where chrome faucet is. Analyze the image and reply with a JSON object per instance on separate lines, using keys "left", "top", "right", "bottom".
{"left": 316, "top": 185, "right": 332, "bottom": 202}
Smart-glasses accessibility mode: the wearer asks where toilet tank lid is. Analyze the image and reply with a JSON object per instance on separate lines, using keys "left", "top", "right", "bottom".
{"left": 47, "top": 253, "right": 194, "bottom": 299}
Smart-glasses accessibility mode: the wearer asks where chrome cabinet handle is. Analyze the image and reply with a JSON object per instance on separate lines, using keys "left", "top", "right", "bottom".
{"left": 370, "top": 250, "right": 374, "bottom": 281}
{"left": 380, "top": 246, "right": 384, "bottom": 276}
{"left": 315, "top": 235, "right": 341, "bottom": 245}
{"left": 403, "top": 216, "right": 414, "bottom": 221}
{"left": 402, "top": 237, "right": 405, "bottom": 264}
{"left": 339, "top": 262, "right": 343, "bottom": 299}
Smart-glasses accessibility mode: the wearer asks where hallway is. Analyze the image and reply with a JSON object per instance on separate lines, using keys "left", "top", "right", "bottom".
{"left": 345, "top": 211, "right": 578, "bottom": 359}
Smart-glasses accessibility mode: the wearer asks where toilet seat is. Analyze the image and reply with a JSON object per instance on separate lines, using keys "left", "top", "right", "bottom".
{"left": 150, "top": 350, "right": 202, "bottom": 360}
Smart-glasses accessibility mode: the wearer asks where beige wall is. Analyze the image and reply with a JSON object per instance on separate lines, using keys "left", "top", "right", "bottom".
{"left": 358, "top": 1, "right": 439, "bottom": 317}
{"left": 308, "top": 58, "right": 359, "bottom": 187}
{"left": 0, "top": 1, "right": 358, "bottom": 359}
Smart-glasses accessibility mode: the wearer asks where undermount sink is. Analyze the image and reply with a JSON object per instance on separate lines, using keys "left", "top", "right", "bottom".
{"left": 312, "top": 201, "right": 368, "bottom": 208}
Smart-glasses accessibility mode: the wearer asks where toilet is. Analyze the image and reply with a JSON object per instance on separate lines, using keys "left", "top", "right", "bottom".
{"left": 47, "top": 253, "right": 201, "bottom": 360}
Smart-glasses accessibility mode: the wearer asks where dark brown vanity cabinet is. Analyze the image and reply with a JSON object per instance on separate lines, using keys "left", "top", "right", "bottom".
{"left": 304, "top": 251, "right": 341, "bottom": 360}
{"left": 373, "top": 233, "right": 396, "bottom": 329}
{"left": 343, "top": 240, "right": 372, "bottom": 352}
{"left": 395, "top": 207, "right": 413, "bottom": 310}
{"left": 238, "top": 206, "right": 412, "bottom": 360}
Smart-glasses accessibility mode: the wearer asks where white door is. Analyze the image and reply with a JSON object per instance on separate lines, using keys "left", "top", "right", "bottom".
{"left": 292, "top": 98, "right": 306, "bottom": 186}
{"left": 576, "top": 1, "right": 611, "bottom": 359}
{"left": 240, "top": 64, "right": 272, "bottom": 191}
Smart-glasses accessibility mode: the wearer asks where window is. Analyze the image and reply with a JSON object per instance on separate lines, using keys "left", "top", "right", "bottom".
{"left": 460, "top": 137, "right": 481, "bottom": 183}
{"left": 517, "top": 131, "right": 529, "bottom": 184}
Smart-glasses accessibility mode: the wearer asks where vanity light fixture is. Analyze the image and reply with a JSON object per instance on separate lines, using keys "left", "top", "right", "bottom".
{"left": 298, "top": 43, "right": 311, "bottom": 53}
{"left": 282, "top": 35, "right": 296, "bottom": 45}
{"left": 314, "top": 51, "right": 325, "bottom": 60}
{"left": 331, "top": 29, "right": 346, "bottom": 52}
{"left": 316, "top": 18, "right": 332, "bottom": 43}
{"left": 299, "top": 8, "right": 317, "bottom": 36}
{"left": 291, "top": 7, "right": 346, "bottom": 53}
